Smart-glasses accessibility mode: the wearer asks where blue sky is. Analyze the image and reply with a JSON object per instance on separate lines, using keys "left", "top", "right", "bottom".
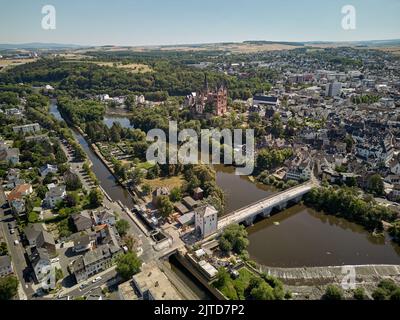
{"left": 1, "top": 0, "right": 400, "bottom": 45}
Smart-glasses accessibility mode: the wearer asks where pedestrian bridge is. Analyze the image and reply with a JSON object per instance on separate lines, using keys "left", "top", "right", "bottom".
{"left": 218, "top": 181, "right": 317, "bottom": 230}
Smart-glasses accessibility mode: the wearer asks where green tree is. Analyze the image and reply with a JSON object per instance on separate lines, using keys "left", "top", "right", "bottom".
{"left": 169, "top": 187, "right": 182, "bottom": 202}
{"left": 0, "top": 276, "right": 19, "bottom": 300}
{"left": 372, "top": 288, "right": 387, "bottom": 300}
{"left": 88, "top": 188, "right": 103, "bottom": 208}
{"left": 116, "top": 219, "right": 130, "bottom": 237}
{"left": 250, "top": 281, "right": 275, "bottom": 300}
{"left": 141, "top": 184, "right": 152, "bottom": 196}
{"left": 157, "top": 195, "right": 174, "bottom": 217}
{"left": 214, "top": 268, "right": 231, "bottom": 289}
{"left": 116, "top": 252, "right": 142, "bottom": 281}
{"left": 353, "top": 287, "right": 367, "bottom": 300}
{"left": 367, "top": 174, "right": 384, "bottom": 196}
{"left": 390, "top": 288, "right": 400, "bottom": 301}
{"left": 36, "top": 185, "right": 48, "bottom": 199}
{"left": 218, "top": 237, "right": 233, "bottom": 253}
{"left": 219, "top": 224, "right": 249, "bottom": 254}
{"left": 0, "top": 242, "right": 8, "bottom": 256}
{"left": 322, "top": 285, "right": 344, "bottom": 300}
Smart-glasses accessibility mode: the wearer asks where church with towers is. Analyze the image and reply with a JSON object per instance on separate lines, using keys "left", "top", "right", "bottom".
{"left": 184, "top": 74, "right": 228, "bottom": 117}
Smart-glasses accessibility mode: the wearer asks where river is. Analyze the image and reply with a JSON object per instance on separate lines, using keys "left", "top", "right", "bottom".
{"left": 103, "top": 115, "right": 133, "bottom": 129}
{"left": 50, "top": 103, "right": 400, "bottom": 268}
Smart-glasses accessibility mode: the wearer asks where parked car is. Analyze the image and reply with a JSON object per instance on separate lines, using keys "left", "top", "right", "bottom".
{"left": 14, "top": 240, "right": 19, "bottom": 245}
{"left": 9, "top": 228, "right": 15, "bottom": 234}
{"left": 79, "top": 283, "right": 88, "bottom": 290}
{"left": 92, "top": 276, "right": 102, "bottom": 283}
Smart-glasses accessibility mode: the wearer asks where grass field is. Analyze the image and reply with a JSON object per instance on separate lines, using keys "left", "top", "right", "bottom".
{"left": 61, "top": 57, "right": 153, "bottom": 73}
{"left": 0, "top": 58, "right": 37, "bottom": 72}
{"left": 95, "top": 61, "right": 153, "bottom": 73}
{"left": 143, "top": 175, "right": 184, "bottom": 190}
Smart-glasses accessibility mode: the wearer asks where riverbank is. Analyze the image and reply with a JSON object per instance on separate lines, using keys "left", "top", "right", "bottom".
{"left": 252, "top": 263, "right": 400, "bottom": 299}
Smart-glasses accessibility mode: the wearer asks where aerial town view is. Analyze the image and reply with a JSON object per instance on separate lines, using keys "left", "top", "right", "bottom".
{"left": 0, "top": 0, "right": 400, "bottom": 311}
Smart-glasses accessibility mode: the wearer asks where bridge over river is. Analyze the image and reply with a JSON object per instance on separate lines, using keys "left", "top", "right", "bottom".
{"left": 218, "top": 180, "right": 317, "bottom": 230}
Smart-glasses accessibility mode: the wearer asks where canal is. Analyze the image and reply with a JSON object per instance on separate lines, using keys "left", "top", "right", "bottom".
{"left": 50, "top": 101, "right": 135, "bottom": 208}
{"left": 51, "top": 103, "right": 400, "bottom": 268}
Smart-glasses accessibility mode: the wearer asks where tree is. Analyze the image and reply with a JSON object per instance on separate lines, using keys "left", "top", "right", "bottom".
{"left": 130, "top": 167, "right": 145, "bottom": 185}
{"left": 116, "top": 219, "right": 130, "bottom": 237}
{"left": 36, "top": 185, "right": 48, "bottom": 199}
{"left": 353, "top": 287, "right": 367, "bottom": 300}
{"left": 65, "top": 171, "right": 82, "bottom": 191}
{"left": 372, "top": 288, "right": 387, "bottom": 300}
{"left": 0, "top": 242, "right": 8, "bottom": 256}
{"left": 0, "top": 276, "right": 19, "bottom": 300}
{"left": 116, "top": 252, "right": 142, "bottom": 281}
{"left": 271, "top": 113, "right": 284, "bottom": 138}
{"left": 322, "top": 285, "right": 344, "bottom": 300}
{"left": 157, "top": 195, "right": 174, "bottom": 217}
{"left": 367, "top": 174, "right": 384, "bottom": 196}
{"left": 214, "top": 268, "right": 230, "bottom": 288}
{"left": 88, "top": 188, "right": 103, "bottom": 208}
{"left": 390, "top": 288, "right": 400, "bottom": 301}
{"left": 141, "top": 184, "right": 152, "bottom": 196}
{"left": 169, "top": 187, "right": 182, "bottom": 202}
{"left": 219, "top": 224, "right": 249, "bottom": 254}
{"left": 250, "top": 281, "right": 275, "bottom": 300}
{"left": 218, "top": 237, "right": 233, "bottom": 253}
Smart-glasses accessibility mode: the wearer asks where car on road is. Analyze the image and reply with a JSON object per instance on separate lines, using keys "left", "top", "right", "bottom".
{"left": 92, "top": 276, "right": 102, "bottom": 283}
{"left": 14, "top": 240, "right": 19, "bottom": 245}
{"left": 79, "top": 283, "right": 89, "bottom": 290}
{"left": 9, "top": 228, "right": 15, "bottom": 234}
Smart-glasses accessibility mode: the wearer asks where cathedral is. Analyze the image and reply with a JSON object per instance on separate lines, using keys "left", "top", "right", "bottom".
{"left": 184, "top": 75, "right": 228, "bottom": 116}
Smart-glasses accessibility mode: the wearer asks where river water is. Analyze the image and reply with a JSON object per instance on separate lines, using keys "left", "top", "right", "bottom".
{"left": 103, "top": 115, "right": 133, "bottom": 129}
{"left": 50, "top": 103, "right": 400, "bottom": 267}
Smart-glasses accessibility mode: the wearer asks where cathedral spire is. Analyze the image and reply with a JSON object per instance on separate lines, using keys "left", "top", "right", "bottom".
{"left": 204, "top": 73, "right": 209, "bottom": 92}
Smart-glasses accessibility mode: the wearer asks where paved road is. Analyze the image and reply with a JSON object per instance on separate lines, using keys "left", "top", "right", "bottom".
{"left": 0, "top": 203, "right": 34, "bottom": 299}
{"left": 218, "top": 181, "right": 316, "bottom": 229}
{"left": 61, "top": 137, "right": 157, "bottom": 263}
{"left": 57, "top": 267, "right": 118, "bottom": 298}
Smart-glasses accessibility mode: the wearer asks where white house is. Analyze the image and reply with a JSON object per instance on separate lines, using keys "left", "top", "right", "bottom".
{"left": 92, "top": 208, "right": 116, "bottom": 226}
{"left": 286, "top": 159, "right": 312, "bottom": 181}
{"left": 195, "top": 205, "right": 218, "bottom": 239}
{"left": 44, "top": 185, "right": 67, "bottom": 208}
{"left": 40, "top": 164, "right": 58, "bottom": 177}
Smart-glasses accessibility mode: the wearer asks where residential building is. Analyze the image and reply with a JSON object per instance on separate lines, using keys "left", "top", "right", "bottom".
{"left": 39, "top": 164, "right": 58, "bottom": 177}
{"left": 12, "top": 123, "right": 41, "bottom": 134}
{"left": 0, "top": 255, "right": 13, "bottom": 277}
{"left": 44, "top": 185, "right": 67, "bottom": 208}
{"left": 325, "top": 82, "right": 342, "bottom": 97}
{"left": 91, "top": 208, "right": 116, "bottom": 226}
{"left": 71, "top": 211, "right": 94, "bottom": 232}
{"left": 70, "top": 244, "right": 121, "bottom": 284}
{"left": 28, "top": 247, "right": 54, "bottom": 289}
{"left": 24, "top": 224, "right": 56, "bottom": 256}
